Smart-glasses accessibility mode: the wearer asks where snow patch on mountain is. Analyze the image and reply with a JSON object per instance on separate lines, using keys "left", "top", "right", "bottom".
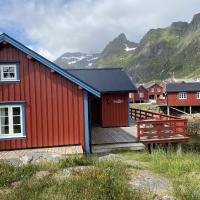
{"left": 124, "top": 43, "right": 137, "bottom": 51}
{"left": 54, "top": 52, "right": 100, "bottom": 69}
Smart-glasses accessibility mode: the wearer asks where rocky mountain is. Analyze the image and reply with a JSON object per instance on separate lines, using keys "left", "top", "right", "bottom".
{"left": 100, "top": 33, "right": 138, "bottom": 59}
{"left": 55, "top": 13, "right": 200, "bottom": 83}
{"left": 54, "top": 33, "right": 138, "bottom": 69}
{"left": 95, "top": 13, "right": 200, "bottom": 82}
{"left": 54, "top": 52, "right": 100, "bottom": 69}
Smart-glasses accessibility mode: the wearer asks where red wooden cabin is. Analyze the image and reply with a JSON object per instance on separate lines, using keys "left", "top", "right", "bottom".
{"left": 166, "top": 82, "right": 200, "bottom": 114}
{"left": 0, "top": 34, "right": 137, "bottom": 154}
{"left": 148, "top": 83, "right": 164, "bottom": 100}
{"left": 67, "top": 68, "right": 137, "bottom": 127}
{"left": 130, "top": 85, "right": 149, "bottom": 103}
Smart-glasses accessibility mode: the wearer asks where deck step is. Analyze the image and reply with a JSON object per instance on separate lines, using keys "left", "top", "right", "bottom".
{"left": 92, "top": 142, "right": 145, "bottom": 153}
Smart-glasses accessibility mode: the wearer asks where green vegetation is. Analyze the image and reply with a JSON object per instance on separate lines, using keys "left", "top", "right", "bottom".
{"left": 120, "top": 149, "right": 200, "bottom": 200}
{"left": 131, "top": 103, "right": 159, "bottom": 112}
{"left": 1, "top": 150, "right": 200, "bottom": 200}
{"left": 0, "top": 156, "right": 148, "bottom": 200}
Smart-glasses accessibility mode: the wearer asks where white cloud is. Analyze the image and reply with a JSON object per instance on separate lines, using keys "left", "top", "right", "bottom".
{"left": 0, "top": 0, "right": 200, "bottom": 60}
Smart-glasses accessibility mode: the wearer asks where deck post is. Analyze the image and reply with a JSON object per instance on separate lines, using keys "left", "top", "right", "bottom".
{"left": 189, "top": 106, "right": 192, "bottom": 115}
{"left": 147, "top": 143, "right": 154, "bottom": 154}
{"left": 176, "top": 143, "right": 182, "bottom": 155}
{"left": 167, "top": 106, "right": 170, "bottom": 115}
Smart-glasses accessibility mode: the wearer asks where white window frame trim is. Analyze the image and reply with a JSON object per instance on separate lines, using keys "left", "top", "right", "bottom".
{"left": 139, "top": 92, "right": 144, "bottom": 98}
{"left": 0, "top": 103, "right": 25, "bottom": 140}
{"left": 178, "top": 92, "right": 187, "bottom": 100}
{"left": 0, "top": 63, "right": 19, "bottom": 82}
{"left": 197, "top": 92, "right": 200, "bottom": 99}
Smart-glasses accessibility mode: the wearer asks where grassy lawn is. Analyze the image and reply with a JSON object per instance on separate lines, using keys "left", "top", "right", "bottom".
{"left": 1, "top": 150, "right": 200, "bottom": 200}
{"left": 119, "top": 149, "right": 200, "bottom": 200}
{"left": 131, "top": 103, "right": 160, "bottom": 112}
{"left": 0, "top": 156, "right": 148, "bottom": 200}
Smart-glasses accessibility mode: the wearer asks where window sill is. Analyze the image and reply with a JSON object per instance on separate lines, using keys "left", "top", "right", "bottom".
{"left": 0, "top": 80, "right": 20, "bottom": 84}
{"left": 0, "top": 136, "right": 26, "bottom": 140}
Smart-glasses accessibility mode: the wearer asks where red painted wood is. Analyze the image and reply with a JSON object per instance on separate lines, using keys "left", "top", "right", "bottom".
{"left": 0, "top": 44, "right": 85, "bottom": 150}
{"left": 167, "top": 92, "right": 200, "bottom": 106}
{"left": 101, "top": 93, "right": 129, "bottom": 127}
{"left": 130, "top": 108, "right": 188, "bottom": 143}
{"left": 148, "top": 84, "right": 163, "bottom": 98}
{"left": 130, "top": 86, "right": 149, "bottom": 103}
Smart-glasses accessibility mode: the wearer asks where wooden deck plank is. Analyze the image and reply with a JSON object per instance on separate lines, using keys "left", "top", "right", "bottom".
{"left": 91, "top": 123, "right": 138, "bottom": 145}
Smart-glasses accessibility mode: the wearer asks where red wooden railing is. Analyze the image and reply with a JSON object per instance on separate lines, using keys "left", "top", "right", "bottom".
{"left": 130, "top": 108, "right": 189, "bottom": 143}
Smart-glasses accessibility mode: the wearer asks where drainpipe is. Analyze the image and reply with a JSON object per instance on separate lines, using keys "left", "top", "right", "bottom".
{"left": 84, "top": 91, "right": 91, "bottom": 154}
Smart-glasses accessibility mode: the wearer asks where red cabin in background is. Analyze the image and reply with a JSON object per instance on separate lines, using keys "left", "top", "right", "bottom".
{"left": 166, "top": 82, "right": 200, "bottom": 107}
{"left": 156, "top": 82, "right": 200, "bottom": 115}
{"left": 148, "top": 83, "right": 164, "bottom": 100}
{"left": 130, "top": 85, "right": 149, "bottom": 103}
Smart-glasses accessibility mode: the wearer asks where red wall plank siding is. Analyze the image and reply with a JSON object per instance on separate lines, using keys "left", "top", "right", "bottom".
{"left": 148, "top": 84, "right": 163, "bottom": 97}
{"left": 167, "top": 92, "right": 200, "bottom": 106}
{"left": 0, "top": 44, "right": 85, "bottom": 150}
{"left": 101, "top": 93, "right": 129, "bottom": 127}
{"left": 131, "top": 86, "right": 148, "bottom": 103}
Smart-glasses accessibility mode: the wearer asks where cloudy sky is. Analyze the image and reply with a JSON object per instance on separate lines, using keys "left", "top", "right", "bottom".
{"left": 0, "top": 0, "right": 200, "bottom": 61}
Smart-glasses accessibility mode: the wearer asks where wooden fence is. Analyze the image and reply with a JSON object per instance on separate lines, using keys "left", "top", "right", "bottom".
{"left": 130, "top": 108, "right": 189, "bottom": 143}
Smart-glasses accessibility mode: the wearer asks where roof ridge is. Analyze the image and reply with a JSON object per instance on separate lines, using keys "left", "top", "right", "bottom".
{"left": 66, "top": 67, "right": 123, "bottom": 71}
{"left": 0, "top": 33, "right": 101, "bottom": 97}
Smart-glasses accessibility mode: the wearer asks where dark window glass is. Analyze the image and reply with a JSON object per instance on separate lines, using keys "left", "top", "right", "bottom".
{"left": 13, "top": 125, "right": 21, "bottom": 134}
{"left": 13, "top": 116, "right": 20, "bottom": 124}
{"left": 13, "top": 107, "right": 20, "bottom": 115}
{"left": 1, "top": 126, "right": 9, "bottom": 134}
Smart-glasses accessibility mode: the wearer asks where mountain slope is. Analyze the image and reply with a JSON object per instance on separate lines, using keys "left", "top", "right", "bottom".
{"left": 55, "top": 12, "right": 200, "bottom": 83}
{"left": 95, "top": 13, "right": 200, "bottom": 82}
{"left": 54, "top": 52, "right": 100, "bottom": 69}
{"left": 95, "top": 33, "right": 138, "bottom": 67}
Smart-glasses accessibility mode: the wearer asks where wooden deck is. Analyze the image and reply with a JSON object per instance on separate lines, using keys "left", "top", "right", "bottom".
{"left": 91, "top": 121, "right": 145, "bottom": 153}
{"left": 91, "top": 122, "right": 137, "bottom": 145}
{"left": 91, "top": 108, "right": 189, "bottom": 153}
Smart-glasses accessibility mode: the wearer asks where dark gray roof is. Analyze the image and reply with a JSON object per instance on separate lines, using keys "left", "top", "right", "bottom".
{"left": 166, "top": 82, "right": 200, "bottom": 92}
{"left": 66, "top": 68, "right": 137, "bottom": 93}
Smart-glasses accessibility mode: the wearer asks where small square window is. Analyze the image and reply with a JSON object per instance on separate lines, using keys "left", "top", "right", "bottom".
{"left": 179, "top": 92, "right": 187, "bottom": 99}
{"left": 0, "top": 63, "right": 19, "bottom": 82}
{"left": 139, "top": 93, "right": 144, "bottom": 98}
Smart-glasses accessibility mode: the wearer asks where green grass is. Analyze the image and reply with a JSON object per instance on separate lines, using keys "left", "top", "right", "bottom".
{"left": 1, "top": 151, "right": 200, "bottom": 200}
{"left": 0, "top": 156, "right": 149, "bottom": 200}
{"left": 119, "top": 149, "right": 200, "bottom": 199}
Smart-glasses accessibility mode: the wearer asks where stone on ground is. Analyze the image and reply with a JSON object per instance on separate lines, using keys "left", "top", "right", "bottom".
{"left": 130, "top": 171, "right": 171, "bottom": 194}
{"left": 11, "top": 181, "right": 22, "bottom": 188}
{"left": 35, "top": 171, "right": 51, "bottom": 179}
{"left": 5, "top": 152, "right": 63, "bottom": 166}
{"left": 98, "top": 154, "right": 122, "bottom": 161}
{"left": 55, "top": 166, "right": 94, "bottom": 179}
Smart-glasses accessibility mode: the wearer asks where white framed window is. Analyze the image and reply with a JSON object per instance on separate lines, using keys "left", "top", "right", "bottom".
{"left": 197, "top": 92, "right": 200, "bottom": 99}
{"left": 139, "top": 92, "right": 144, "bottom": 98}
{"left": 0, "top": 104, "right": 25, "bottom": 139}
{"left": 151, "top": 88, "right": 154, "bottom": 92}
{"left": 157, "top": 88, "right": 161, "bottom": 92}
{"left": 0, "top": 63, "right": 19, "bottom": 82}
{"left": 178, "top": 92, "right": 187, "bottom": 100}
